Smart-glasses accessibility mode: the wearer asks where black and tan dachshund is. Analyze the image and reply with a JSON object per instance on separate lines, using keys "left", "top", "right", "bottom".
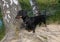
{"left": 15, "top": 10, "right": 46, "bottom": 33}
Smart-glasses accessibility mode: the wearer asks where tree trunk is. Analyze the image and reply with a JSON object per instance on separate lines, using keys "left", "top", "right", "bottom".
{"left": 0, "top": 0, "right": 22, "bottom": 42}
{"left": 29, "top": 0, "right": 40, "bottom": 16}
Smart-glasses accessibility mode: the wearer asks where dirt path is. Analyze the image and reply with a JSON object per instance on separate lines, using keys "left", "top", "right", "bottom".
{"left": 1, "top": 24, "right": 60, "bottom": 42}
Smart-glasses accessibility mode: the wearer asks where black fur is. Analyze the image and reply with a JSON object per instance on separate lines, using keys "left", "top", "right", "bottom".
{"left": 15, "top": 10, "right": 46, "bottom": 33}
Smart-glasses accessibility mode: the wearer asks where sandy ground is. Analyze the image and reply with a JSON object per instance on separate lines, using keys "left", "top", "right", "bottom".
{"left": 1, "top": 24, "right": 60, "bottom": 42}
{"left": 36, "top": 24, "right": 60, "bottom": 42}
{"left": 17, "top": 24, "right": 60, "bottom": 42}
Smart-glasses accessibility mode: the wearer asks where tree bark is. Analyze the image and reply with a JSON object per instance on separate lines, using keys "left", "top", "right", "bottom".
{"left": 29, "top": 0, "right": 40, "bottom": 16}
{"left": 0, "top": 0, "right": 22, "bottom": 42}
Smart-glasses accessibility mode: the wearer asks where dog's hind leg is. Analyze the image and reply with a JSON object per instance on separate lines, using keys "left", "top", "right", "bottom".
{"left": 39, "top": 22, "right": 41, "bottom": 27}
{"left": 43, "top": 20, "right": 47, "bottom": 27}
{"left": 32, "top": 25, "right": 36, "bottom": 33}
{"left": 33, "top": 29, "right": 35, "bottom": 33}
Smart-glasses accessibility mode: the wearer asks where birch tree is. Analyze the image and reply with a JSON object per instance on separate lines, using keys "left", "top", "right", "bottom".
{"left": 29, "top": 0, "right": 40, "bottom": 16}
{"left": 0, "top": 0, "right": 22, "bottom": 42}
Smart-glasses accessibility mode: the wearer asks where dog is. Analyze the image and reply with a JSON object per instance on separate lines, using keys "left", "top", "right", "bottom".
{"left": 15, "top": 10, "right": 46, "bottom": 33}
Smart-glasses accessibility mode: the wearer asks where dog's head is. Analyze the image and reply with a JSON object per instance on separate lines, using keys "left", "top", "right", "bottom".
{"left": 15, "top": 10, "right": 27, "bottom": 19}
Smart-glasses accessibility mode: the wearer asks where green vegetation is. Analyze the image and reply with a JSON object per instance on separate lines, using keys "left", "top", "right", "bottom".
{"left": 0, "top": 8, "right": 2, "bottom": 19}
{"left": 0, "top": 8, "right": 5, "bottom": 41}
{"left": 19, "top": 0, "right": 60, "bottom": 24}
{"left": 0, "top": 21, "right": 5, "bottom": 40}
{"left": 19, "top": 0, "right": 31, "bottom": 10}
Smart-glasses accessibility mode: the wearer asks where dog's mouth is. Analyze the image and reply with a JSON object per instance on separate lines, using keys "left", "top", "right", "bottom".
{"left": 15, "top": 16, "right": 22, "bottom": 19}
